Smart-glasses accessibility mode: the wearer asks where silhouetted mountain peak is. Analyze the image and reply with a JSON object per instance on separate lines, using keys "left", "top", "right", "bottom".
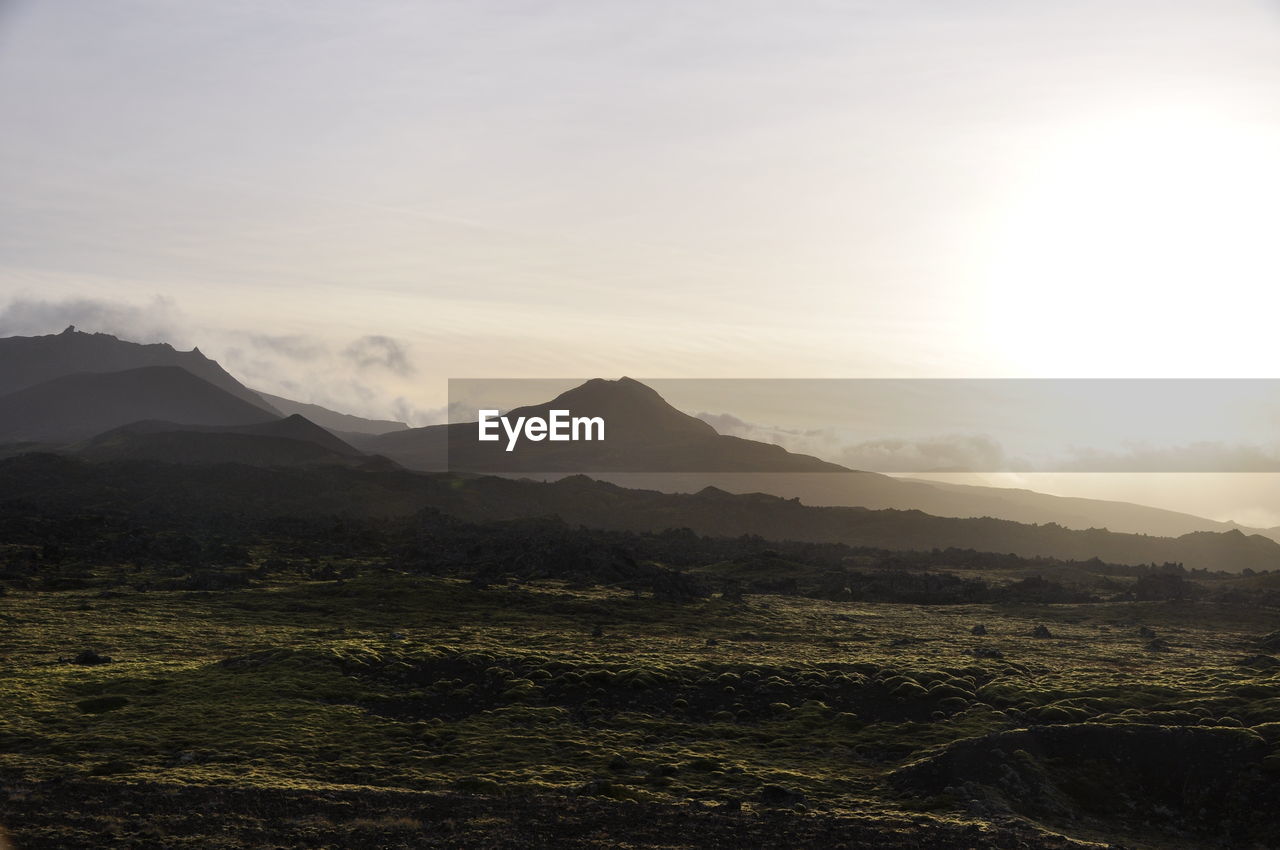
{"left": 255, "top": 414, "right": 361, "bottom": 455}
{"left": 511, "top": 377, "right": 715, "bottom": 440}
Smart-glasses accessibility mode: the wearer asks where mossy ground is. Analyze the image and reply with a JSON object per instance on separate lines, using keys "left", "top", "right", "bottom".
{"left": 2, "top": 553, "right": 1279, "bottom": 847}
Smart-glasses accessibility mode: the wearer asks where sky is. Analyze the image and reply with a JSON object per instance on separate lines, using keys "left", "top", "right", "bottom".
{"left": 2, "top": 0, "right": 1279, "bottom": 521}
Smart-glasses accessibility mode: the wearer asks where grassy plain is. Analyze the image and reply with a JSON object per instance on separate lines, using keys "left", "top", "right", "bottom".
{"left": 3, "top": 544, "right": 1279, "bottom": 848}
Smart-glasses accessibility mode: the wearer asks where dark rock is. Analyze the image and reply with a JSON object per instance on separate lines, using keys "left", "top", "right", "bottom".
{"left": 1030, "top": 625, "right": 1052, "bottom": 639}
{"left": 757, "top": 784, "right": 805, "bottom": 807}
{"left": 87, "top": 760, "right": 132, "bottom": 776}
{"left": 970, "top": 625, "right": 988, "bottom": 636}
{"left": 891, "top": 724, "right": 1275, "bottom": 843}
{"left": 1138, "top": 626, "right": 1156, "bottom": 639}
{"left": 1145, "top": 638, "right": 1172, "bottom": 652}
{"left": 76, "top": 695, "right": 129, "bottom": 714}
{"left": 70, "top": 649, "right": 112, "bottom": 665}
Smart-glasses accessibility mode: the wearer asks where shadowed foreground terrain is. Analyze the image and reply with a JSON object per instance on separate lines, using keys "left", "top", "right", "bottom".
{"left": 2, "top": 476, "right": 1280, "bottom": 847}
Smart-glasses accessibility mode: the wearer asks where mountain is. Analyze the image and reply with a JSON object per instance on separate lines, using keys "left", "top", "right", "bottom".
{"left": 358, "top": 376, "right": 1278, "bottom": 541}
{"left": 361, "top": 377, "right": 846, "bottom": 473}
{"left": 86, "top": 413, "right": 360, "bottom": 454}
{"left": 76, "top": 415, "right": 388, "bottom": 469}
{"left": 1, "top": 331, "right": 1269, "bottom": 543}
{"left": 0, "top": 327, "right": 278, "bottom": 413}
{"left": 2, "top": 454, "right": 1276, "bottom": 572}
{"left": 0, "top": 366, "right": 280, "bottom": 444}
{"left": 0, "top": 328, "right": 405, "bottom": 438}
{"left": 253, "top": 391, "right": 409, "bottom": 436}
{"left": 897, "top": 477, "right": 1269, "bottom": 539}
{"left": 567, "top": 472, "right": 1279, "bottom": 542}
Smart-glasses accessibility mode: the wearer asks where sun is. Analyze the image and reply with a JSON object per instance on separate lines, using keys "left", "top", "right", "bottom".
{"left": 981, "top": 104, "right": 1280, "bottom": 377}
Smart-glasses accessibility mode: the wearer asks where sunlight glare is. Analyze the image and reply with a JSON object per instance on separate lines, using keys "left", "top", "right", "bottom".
{"left": 983, "top": 105, "right": 1280, "bottom": 376}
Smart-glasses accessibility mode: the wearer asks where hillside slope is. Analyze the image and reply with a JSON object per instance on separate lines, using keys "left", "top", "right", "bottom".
{"left": 566, "top": 472, "right": 1276, "bottom": 541}
{"left": 254, "top": 391, "right": 408, "bottom": 435}
{"left": 0, "top": 366, "right": 279, "bottom": 443}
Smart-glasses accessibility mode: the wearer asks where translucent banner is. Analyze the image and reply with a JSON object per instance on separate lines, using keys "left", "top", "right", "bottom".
{"left": 440, "top": 378, "right": 1280, "bottom": 473}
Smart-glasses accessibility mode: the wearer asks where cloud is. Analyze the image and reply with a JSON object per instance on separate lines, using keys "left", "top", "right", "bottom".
{"left": 343, "top": 335, "right": 414, "bottom": 376}
{"left": 697, "top": 410, "right": 858, "bottom": 462}
{"left": 696, "top": 412, "right": 755, "bottom": 436}
{"left": 1060, "top": 442, "right": 1280, "bottom": 473}
{"left": 838, "top": 434, "right": 1020, "bottom": 472}
{"left": 697, "top": 410, "right": 1026, "bottom": 472}
{"left": 0, "top": 295, "right": 187, "bottom": 345}
{"left": 391, "top": 397, "right": 447, "bottom": 427}
{"left": 244, "top": 333, "right": 326, "bottom": 361}
{"left": 696, "top": 408, "right": 1280, "bottom": 473}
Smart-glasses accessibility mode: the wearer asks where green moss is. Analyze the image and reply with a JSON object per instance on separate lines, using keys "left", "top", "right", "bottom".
{"left": 2, "top": 560, "right": 1279, "bottom": 842}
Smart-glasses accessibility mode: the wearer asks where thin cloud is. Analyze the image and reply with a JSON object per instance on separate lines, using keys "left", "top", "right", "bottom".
{"left": 0, "top": 295, "right": 186, "bottom": 344}
{"left": 245, "top": 333, "right": 326, "bottom": 361}
{"left": 839, "top": 435, "right": 1019, "bottom": 473}
{"left": 343, "top": 335, "right": 414, "bottom": 376}
{"left": 1061, "top": 442, "right": 1280, "bottom": 473}
{"left": 697, "top": 410, "right": 1026, "bottom": 472}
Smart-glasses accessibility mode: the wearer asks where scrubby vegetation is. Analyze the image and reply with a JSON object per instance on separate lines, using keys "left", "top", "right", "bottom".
{"left": 2, "top": 484, "right": 1280, "bottom": 847}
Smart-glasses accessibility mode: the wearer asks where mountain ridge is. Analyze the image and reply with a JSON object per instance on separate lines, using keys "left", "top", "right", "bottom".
{"left": 253, "top": 391, "right": 408, "bottom": 435}
{"left": 0, "top": 328, "right": 407, "bottom": 438}
{"left": 1, "top": 454, "right": 1275, "bottom": 572}
{"left": 0, "top": 327, "right": 277, "bottom": 413}
{"left": 1, "top": 329, "right": 1272, "bottom": 543}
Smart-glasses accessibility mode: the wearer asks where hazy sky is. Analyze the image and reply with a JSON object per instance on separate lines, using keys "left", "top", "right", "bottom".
{"left": 3, "top": 1, "right": 1280, "bottom": 521}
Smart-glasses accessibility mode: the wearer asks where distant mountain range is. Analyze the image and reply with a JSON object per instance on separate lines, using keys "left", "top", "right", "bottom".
{"left": 350, "top": 375, "right": 1280, "bottom": 543}
{"left": 573, "top": 472, "right": 1276, "bottom": 542}
{"left": 0, "top": 327, "right": 1276, "bottom": 566}
{"left": 3, "top": 454, "right": 1277, "bottom": 573}
{"left": 0, "top": 328, "right": 408, "bottom": 465}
